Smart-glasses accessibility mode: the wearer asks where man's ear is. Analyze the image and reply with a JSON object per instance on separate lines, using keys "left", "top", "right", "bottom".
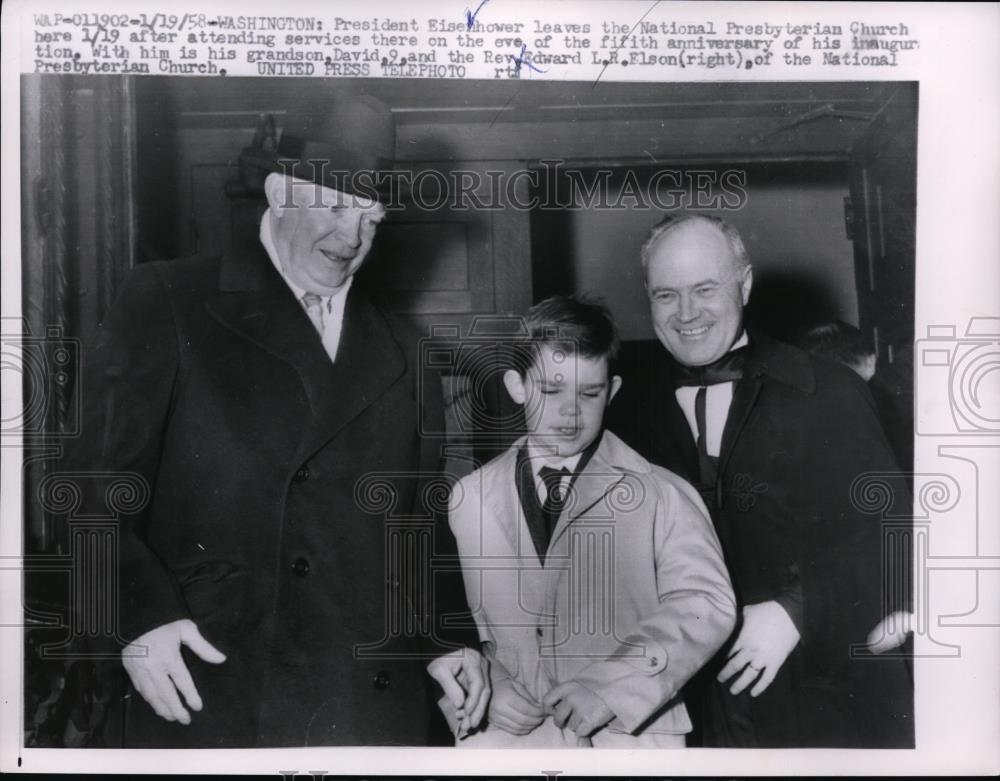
{"left": 502, "top": 369, "right": 527, "bottom": 405}
{"left": 263, "top": 172, "right": 288, "bottom": 215}
{"left": 740, "top": 264, "right": 754, "bottom": 305}
{"left": 607, "top": 375, "right": 623, "bottom": 404}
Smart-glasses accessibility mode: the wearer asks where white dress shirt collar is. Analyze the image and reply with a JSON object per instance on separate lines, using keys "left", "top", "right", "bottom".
{"left": 673, "top": 331, "right": 749, "bottom": 458}
{"left": 526, "top": 442, "right": 586, "bottom": 505}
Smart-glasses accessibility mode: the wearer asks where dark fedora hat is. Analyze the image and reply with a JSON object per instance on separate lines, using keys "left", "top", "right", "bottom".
{"left": 240, "top": 94, "right": 398, "bottom": 202}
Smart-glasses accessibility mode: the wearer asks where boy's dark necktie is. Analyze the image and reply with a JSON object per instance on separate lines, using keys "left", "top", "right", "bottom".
{"left": 539, "top": 465, "right": 571, "bottom": 538}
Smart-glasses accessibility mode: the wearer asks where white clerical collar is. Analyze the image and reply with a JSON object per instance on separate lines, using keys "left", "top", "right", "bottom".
{"left": 259, "top": 208, "right": 353, "bottom": 304}
{"left": 672, "top": 331, "right": 750, "bottom": 458}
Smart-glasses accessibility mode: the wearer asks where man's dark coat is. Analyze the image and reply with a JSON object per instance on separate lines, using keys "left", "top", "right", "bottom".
{"left": 608, "top": 333, "right": 913, "bottom": 747}
{"left": 66, "top": 247, "right": 472, "bottom": 747}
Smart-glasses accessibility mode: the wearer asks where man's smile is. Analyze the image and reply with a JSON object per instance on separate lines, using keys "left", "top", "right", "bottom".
{"left": 318, "top": 248, "right": 354, "bottom": 264}
{"left": 675, "top": 324, "right": 712, "bottom": 338}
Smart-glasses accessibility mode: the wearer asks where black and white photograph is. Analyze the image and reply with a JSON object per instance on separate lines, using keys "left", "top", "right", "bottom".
{"left": 1, "top": 0, "right": 997, "bottom": 776}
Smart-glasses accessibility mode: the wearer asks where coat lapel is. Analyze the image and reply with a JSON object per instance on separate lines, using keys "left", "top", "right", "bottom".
{"left": 295, "top": 288, "right": 406, "bottom": 461}
{"left": 205, "top": 246, "right": 408, "bottom": 462}
{"left": 205, "top": 247, "right": 336, "bottom": 415}
{"left": 546, "top": 434, "right": 630, "bottom": 555}
{"left": 487, "top": 448, "right": 526, "bottom": 554}
{"left": 650, "top": 349, "right": 699, "bottom": 480}
{"left": 717, "top": 331, "right": 816, "bottom": 497}
{"left": 490, "top": 442, "right": 544, "bottom": 562}
{"left": 718, "top": 374, "right": 763, "bottom": 484}
{"left": 541, "top": 432, "right": 644, "bottom": 609}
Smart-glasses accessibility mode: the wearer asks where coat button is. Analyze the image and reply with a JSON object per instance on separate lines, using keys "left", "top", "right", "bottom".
{"left": 293, "top": 466, "right": 310, "bottom": 483}
{"left": 291, "top": 557, "right": 310, "bottom": 577}
{"left": 373, "top": 670, "right": 391, "bottom": 690}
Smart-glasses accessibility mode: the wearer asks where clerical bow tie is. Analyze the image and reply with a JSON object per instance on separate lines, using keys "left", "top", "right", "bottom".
{"left": 672, "top": 347, "right": 748, "bottom": 388}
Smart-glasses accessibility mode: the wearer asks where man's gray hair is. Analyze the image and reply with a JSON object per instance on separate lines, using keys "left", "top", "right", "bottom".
{"left": 639, "top": 213, "right": 751, "bottom": 272}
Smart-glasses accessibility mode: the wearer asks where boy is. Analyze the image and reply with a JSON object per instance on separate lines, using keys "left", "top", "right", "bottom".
{"left": 447, "top": 295, "right": 736, "bottom": 747}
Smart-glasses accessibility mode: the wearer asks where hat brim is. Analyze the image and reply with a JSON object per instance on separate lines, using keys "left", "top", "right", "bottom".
{"left": 241, "top": 147, "right": 405, "bottom": 204}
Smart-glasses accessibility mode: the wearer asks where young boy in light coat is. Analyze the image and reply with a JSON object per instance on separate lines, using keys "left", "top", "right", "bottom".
{"left": 447, "top": 295, "right": 736, "bottom": 747}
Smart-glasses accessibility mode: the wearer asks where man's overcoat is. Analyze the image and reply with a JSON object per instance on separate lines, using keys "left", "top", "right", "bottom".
{"left": 608, "top": 332, "right": 913, "bottom": 747}
{"left": 66, "top": 247, "right": 469, "bottom": 747}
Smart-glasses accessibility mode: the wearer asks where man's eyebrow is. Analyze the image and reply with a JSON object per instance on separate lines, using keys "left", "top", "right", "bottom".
{"left": 328, "top": 199, "right": 383, "bottom": 212}
{"left": 649, "top": 278, "right": 720, "bottom": 293}
{"left": 579, "top": 381, "right": 608, "bottom": 390}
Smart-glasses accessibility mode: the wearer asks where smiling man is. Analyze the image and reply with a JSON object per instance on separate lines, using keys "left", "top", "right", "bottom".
{"left": 608, "top": 213, "right": 913, "bottom": 748}
{"left": 65, "top": 95, "right": 488, "bottom": 747}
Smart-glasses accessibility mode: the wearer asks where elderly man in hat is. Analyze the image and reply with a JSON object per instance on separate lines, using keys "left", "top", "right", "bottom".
{"left": 66, "top": 96, "right": 488, "bottom": 747}
{"left": 608, "top": 213, "right": 913, "bottom": 748}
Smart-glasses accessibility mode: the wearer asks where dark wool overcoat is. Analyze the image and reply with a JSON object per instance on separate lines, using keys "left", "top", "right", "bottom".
{"left": 608, "top": 332, "right": 913, "bottom": 748}
{"left": 66, "top": 247, "right": 473, "bottom": 747}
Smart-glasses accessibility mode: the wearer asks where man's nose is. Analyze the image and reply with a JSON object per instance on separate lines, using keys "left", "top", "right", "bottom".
{"left": 677, "top": 293, "right": 698, "bottom": 322}
{"left": 335, "top": 214, "right": 363, "bottom": 249}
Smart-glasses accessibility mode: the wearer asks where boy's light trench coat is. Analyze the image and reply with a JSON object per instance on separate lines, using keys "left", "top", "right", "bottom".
{"left": 448, "top": 431, "right": 737, "bottom": 745}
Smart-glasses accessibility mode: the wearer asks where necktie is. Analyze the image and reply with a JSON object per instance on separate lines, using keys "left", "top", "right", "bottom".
{"left": 673, "top": 346, "right": 748, "bottom": 499}
{"left": 539, "top": 465, "right": 571, "bottom": 536}
{"left": 301, "top": 292, "right": 326, "bottom": 334}
{"left": 672, "top": 346, "right": 748, "bottom": 388}
{"left": 694, "top": 386, "right": 718, "bottom": 489}
{"left": 539, "top": 465, "right": 570, "bottom": 505}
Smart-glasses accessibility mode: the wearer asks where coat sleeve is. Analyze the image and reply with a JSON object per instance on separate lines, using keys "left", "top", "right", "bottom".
{"left": 794, "top": 365, "right": 914, "bottom": 745}
{"left": 571, "top": 474, "right": 737, "bottom": 733}
{"left": 415, "top": 365, "right": 481, "bottom": 656}
{"left": 61, "top": 263, "right": 190, "bottom": 645}
{"left": 445, "top": 476, "right": 496, "bottom": 649}
{"left": 796, "top": 366, "right": 912, "bottom": 668}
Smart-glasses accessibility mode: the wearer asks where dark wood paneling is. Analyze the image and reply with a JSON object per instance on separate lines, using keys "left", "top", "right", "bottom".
{"left": 849, "top": 84, "right": 918, "bottom": 360}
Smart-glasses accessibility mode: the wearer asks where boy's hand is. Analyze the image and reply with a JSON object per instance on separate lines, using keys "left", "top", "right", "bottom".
{"left": 717, "top": 600, "right": 800, "bottom": 697}
{"left": 543, "top": 681, "right": 615, "bottom": 738}
{"left": 488, "top": 677, "right": 546, "bottom": 736}
{"left": 427, "top": 648, "right": 491, "bottom": 738}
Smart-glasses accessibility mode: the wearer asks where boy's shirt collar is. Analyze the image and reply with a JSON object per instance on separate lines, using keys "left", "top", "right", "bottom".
{"left": 525, "top": 430, "right": 604, "bottom": 476}
{"left": 526, "top": 446, "right": 584, "bottom": 475}
{"left": 524, "top": 431, "right": 604, "bottom": 507}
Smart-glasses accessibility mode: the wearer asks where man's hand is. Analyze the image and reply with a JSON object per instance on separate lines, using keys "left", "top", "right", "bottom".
{"left": 121, "top": 619, "right": 226, "bottom": 724}
{"left": 487, "top": 676, "right": 546, "bottom": 736}
{"left": 426, "top": 648, "right": 490, "bottom": 739}
{"left": 717, "top": 600, "right": 800, "bottom": 698}
{"left": 867, "top": 610, "right": 914, "bottom": 655}
{"left": 542, "top": 681, "right": 615, "bottom": 738}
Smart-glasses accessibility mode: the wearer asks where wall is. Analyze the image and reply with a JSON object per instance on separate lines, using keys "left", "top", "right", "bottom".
{"left": 531, "top": 162, "right": 856, "bottom": 342}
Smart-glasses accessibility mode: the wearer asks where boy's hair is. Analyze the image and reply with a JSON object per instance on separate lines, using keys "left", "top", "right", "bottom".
{"left": 511, "top": 294, "right": 620, "bottom": 377}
